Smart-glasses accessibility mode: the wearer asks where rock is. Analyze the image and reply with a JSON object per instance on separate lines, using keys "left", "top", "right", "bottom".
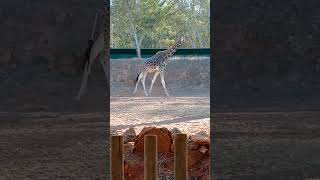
{"left": 169, "top": 128, "right": 185, "bottom": 153}
{"left": 198, "top": 146, "right": 208, "bottom": 154}
{"left": 138, "top": 126, "right": 154, "bottom": 136}
{"left": 187, "top": 141, "right": 199, "bottom": 150}
{"left": 200, "top": 174, "right": 210, "bottom": 180}
{"left": 187, "top": 150, "right": 204, "bottom": 169}
{"left": 189, "top": 131, "right": 209, "bottom": 146}
{"left": 170, "top": 127, "right": 182, "bottom": 140}
{"left": 123, "top": 142, "right": 134, "bottom": 154}
{"left": 122, "top": 127, "right": 136, "bottom": 143}
{"left": 160, "top": 127, "right": 172, "bottom": 138}
{"left": 189, "top": 155, "right": 210, "bottom": 178}
{"left": 170, "top": 139, "right": 199, "bottom": 152}
{"left": 133, "top": 126, "right": 172, "bottom": 153}
{"left": 170, "top": 142, "right": 175, "bottom": 152}
{"left": 159, "top": 153, "right": 175, "bottom": 172}
{"left": 124, "top": 161, "right": 144, "bottom": 180}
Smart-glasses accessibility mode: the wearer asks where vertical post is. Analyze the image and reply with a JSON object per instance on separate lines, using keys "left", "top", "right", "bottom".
{"left": 144, "top": 135, "right": 157, "bottom": 180}
{"left": 111, "top": 136, "right": 124, "bottom": 180}
{"left": 175, "top": 134, "right": 187, "bottom": 180}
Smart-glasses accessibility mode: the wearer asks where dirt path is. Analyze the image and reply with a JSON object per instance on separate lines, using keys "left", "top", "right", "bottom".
{"left": 0, "top": 111, "right": 108, "bottom": 180}
{"left": 213, "top": 110, "right": 320, "bottom": 180}
{"left": 110, "top": 96, "right": 210, "bottom": 135}
{"left": 1, "top": 64, "right": 319, "bottom": 179}
{"left": 0, "top": 64, "right": 109, "bottom": 179}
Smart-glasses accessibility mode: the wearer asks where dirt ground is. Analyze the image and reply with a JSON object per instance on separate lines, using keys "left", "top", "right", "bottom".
{"left": 0, "top": 64, "right": 109, "bottom": 179}
{"left": 110, "top": 91, "right": 320, "bottom": 180}
{"left": 110, "top": 96, "right": 210, "bottom": 136}
{"left": 213, "top": 109, "right": 320, "bottom": 180}
{"left": 1, "top": 63, "right": 320, "bottom": 179}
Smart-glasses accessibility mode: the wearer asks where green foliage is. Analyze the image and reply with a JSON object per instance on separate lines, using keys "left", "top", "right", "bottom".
{"left": 111, "top": 0, "right": 210, "bottom": 49}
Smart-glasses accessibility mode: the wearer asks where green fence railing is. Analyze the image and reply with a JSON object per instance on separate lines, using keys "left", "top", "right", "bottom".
{"left": 110, "top": 48, "right": 210, "bottom": 59}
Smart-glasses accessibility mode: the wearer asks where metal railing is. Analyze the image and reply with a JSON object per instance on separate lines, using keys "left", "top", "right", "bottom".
{"left": 110, "top": 48, "right": 210, "bottom": 59}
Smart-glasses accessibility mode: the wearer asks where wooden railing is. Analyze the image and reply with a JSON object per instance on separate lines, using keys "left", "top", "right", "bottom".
{"left": 111, "top": 134, "right": 187, "bottom": 180}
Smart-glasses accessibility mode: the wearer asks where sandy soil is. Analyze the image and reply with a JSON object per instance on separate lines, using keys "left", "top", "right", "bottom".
{"left": 0, "top": 64, "right": 109, "bottom": 179}
{"left": 1, "top": 63, "right": 320, "bottom": 179}
{"left": 110, "top": 95, "right": 320, "bottom": 180}
{"left": 111, "top": 96, "right": 210, "bottom": 135}
{"left": 213, "top": 110, "right": 320, "bottom": 180}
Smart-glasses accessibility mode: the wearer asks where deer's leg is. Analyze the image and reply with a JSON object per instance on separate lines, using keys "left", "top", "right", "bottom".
{"left": 76, "top": 60, "right": 91, "bottom": 100}
{"left": 99, "top": 56, "right": 109, "bottom": 84}
{"left": 141, "top": 72, "right": 148, "bottom": 96}
{"left": 76, "top": 34, "right": 103, "bottom": 100}
{"left": 133, "top": 72, "right": 143, "bottom": 94}
{"left": 160, "top": 71, "right": 170, "bottom": 97}
{"left": 149, "top": 71, "right": 159, "bottom": 96}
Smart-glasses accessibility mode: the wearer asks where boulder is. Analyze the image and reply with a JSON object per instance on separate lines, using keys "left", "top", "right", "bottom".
{"left": 170, "top": 140, "right": 199, "bottom": 152}
{"left": 198, "top": 146, "right": 208, "bottom": 154}
{"left": 170, "top": 127, "right": 182, "bottom": 140}
{"left": 160, "top": 127, "right": 172, "bottom": 139}
{"left": 133, "top": 126, "right": 172, "bottom": 153}
{"left": 187, "top": 141, "right": 199, "bottom": 150}
{"left": 189, "top": 155, "right": 210, "bottom": 178}
{"left": 187, "top": 150, "right": 204, "bottom": 169}
{"left": 200, "top": 175, "right": 210, "bottom": 180}
{"left": 122, "top": 127, "right": 136, "bottom": 143}
{"left": 124, "top": 161, "right": 144, "bottom": 180}
{"left": 123, "top": 142, "right": 134, "bottom": 154}
{"left": 189, "top": 131, "right": 210, "bottom": 146}
{"left": 170, "top": 142, "right": 175, "bottom": 152}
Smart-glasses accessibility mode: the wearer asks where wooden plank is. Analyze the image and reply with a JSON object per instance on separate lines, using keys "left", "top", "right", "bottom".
{"left": 111, "top": 136, "right": 124, "bottom": 180}
{"left": 144, "top": 135, "right": 157, "bottom": 180}
{"left": 175, "top": 133, "right": 187, "bottom": 180}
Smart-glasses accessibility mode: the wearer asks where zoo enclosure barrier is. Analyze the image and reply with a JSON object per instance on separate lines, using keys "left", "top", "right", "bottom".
{"left": 111, "top": 134, "right": 188, "bottom": 180}
{"left": 110, "top": 48, "right": 210, "bottom": 59}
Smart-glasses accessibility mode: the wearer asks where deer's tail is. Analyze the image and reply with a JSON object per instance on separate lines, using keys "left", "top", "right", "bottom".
{"left": 136, "top": 58, "right": 144, "bottom": 82}
{"left": 82, "top": 40, "right": 94, "bottom": 71}
{"left": 135, "top": 73, "right": 139, "bottom": 82}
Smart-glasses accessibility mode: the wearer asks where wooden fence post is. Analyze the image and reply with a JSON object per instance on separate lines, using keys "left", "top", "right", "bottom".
{"left": 175, "top": 133, "right": 187, "bottom": 180}
{"left": 144, "top": 135, "right": 157, "bottom": 180}
{"left": 111, "top": 136, "right": 124, "bottom": 180}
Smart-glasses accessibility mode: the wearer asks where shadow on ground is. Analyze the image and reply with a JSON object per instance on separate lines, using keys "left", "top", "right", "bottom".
{"left": 0, "top": 64, "right": 109, "bottom": 179}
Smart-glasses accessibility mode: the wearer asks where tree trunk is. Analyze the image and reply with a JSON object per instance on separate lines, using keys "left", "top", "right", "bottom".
{"left": 126, "top": 0, "right": 142, "bottom": 58}
{"left": 193, "top": 14, "right": 203, "bottom": 48}
{"left": 131, "top": 24, "right": 141, "bottom": 58}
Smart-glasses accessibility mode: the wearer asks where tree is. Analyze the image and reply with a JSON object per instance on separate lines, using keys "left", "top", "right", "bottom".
{"left": 111, "top": 0, "right": 210, "bottom": 52}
